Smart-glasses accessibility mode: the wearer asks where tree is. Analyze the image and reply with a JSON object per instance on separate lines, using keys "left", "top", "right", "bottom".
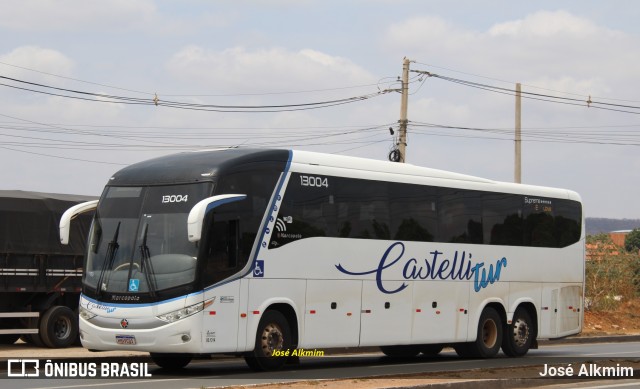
{"left": 625, "top": 229, "right": 640, "bottom": 253}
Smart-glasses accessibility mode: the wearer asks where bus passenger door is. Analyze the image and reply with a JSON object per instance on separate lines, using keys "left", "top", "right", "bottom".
{"left": 359, "top": 281, "right": 413, "bottom": 346}
{"left": 201, "top": 218, "right": 242, "bottom": 353}
{"left": 540, "top": 287, "right": 558, "bottom": 338}
{"left": 302, "top": 280, "right": 362, "bottom": 348}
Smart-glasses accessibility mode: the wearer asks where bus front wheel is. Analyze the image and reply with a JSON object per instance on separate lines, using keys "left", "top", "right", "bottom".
{"left": 454, "top": 306, "right": 503, "bottom": 358}
{"left": 244, "top": 310, "right": 292, "bottom": 371}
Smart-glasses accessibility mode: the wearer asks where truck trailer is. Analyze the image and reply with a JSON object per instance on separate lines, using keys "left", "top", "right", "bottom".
{"left": 0, "top": 190, "right": 94, "bottom": 348}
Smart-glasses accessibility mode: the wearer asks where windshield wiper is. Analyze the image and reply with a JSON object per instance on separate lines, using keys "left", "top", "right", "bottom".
{"left": 96, "top": 221, "right": 120, "bottom": 298}
{"left": 138, "top": 223, "right": 157, "bottom": 297}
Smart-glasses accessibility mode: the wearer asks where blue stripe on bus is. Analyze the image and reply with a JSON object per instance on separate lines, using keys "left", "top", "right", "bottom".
{"left": 248, "top": 149, "right": 293, "bottom": 274}
{"left": 81, "top": 291, "right": 204, "bottom": 308}
{"left": 202, "top": 149, "right": 293, "bottom": 293}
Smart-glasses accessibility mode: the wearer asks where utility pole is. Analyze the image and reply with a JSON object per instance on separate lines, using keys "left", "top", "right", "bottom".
{"left": 398, "top": 57, "right": 410, "bottom": 163}
{"left": 514, "top": 83, "right": 522, "bottom": 183}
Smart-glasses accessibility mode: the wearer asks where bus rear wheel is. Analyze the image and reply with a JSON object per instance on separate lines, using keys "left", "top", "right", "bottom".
{"left": 244, "top": 310, "right": 292, "bottom": 371}
{"left": 502, "top": 308, "right": 533, "bottom": 357}
{"left": 149, "top": 353, "right": 193, "bottom": 370}
{"left": 454, "top": 306, "right": 503, "bottom": 358}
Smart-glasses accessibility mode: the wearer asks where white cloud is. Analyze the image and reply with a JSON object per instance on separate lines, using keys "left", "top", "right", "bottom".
{"left": 384, "top": 10, "right": 638, "bottom": 82}
{"left": 165, "top": 46, "right": 377, "bottom": 93}
{"left": 487, "top": 10, "right": 619, "bottom": 38}
{"left": 0, "top": 46, "right": 74, "bottom": 80}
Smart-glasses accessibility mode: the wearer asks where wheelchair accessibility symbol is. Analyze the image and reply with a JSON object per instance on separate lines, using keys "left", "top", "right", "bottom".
{"left": 254, "top": 260, "right": 264, "bottom": 277}
{"left": 128, "top": 279, "right": 140, "bottom": 292}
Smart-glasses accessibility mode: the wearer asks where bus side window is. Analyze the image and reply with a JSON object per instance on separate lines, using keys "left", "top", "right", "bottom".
{"left": 203, "top": 218, "right": 240, "bottom": 285}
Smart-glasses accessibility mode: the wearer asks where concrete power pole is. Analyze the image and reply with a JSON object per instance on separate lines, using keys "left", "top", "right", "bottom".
{"left": 398, "top": 57, "right": 410, "bottom": 163}
{"left": 514, "top": 83, "right": 522, "bottom": 183}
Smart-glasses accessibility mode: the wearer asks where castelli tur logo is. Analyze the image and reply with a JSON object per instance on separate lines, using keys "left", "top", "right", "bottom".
{"left": 120, "top": 318, "right": 129, "bottom": 329}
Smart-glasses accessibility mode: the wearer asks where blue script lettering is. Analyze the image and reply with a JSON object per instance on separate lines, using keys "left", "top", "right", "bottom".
{"left": 472, "top": 257, "right": 507, "bottom": 292}
{"left": 335, "top": 242, "right": 408, "bottom": 293}
{"left": 335, "top": 242, "right": 508, "bottom": 294}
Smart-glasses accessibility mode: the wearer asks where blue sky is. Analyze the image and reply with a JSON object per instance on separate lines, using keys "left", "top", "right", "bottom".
{"left": 1, "top": 1, "right": 639, "bottom": 219}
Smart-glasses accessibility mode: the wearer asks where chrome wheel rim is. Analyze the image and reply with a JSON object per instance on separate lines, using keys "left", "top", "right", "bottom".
{"left": 512, "top": 317, "right": 530, "bottom": 347}
{"left": 260, "top": 323, "right": 284, "bottom": 356}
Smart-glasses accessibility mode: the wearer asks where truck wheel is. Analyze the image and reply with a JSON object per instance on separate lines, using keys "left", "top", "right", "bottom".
{"left": 244, "top": 310, "right": 292, "bottom": 371}
{"left": 502, "top": 308, "right": 534, "bottom": 357}
{"left": 149, "top": 353, "right": 193, "bottom": 370}
{"left": 40, "top": 306, "right": 79, "bottom": 348}
{"left": 22, "top": 334, "right": 45, "bottom": 347}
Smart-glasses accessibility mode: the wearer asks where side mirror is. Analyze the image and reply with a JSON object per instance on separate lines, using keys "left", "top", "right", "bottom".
{"left": 59, "top": 200, "right": 99, "bottom": 244}
{"left": 187, "top": 194, "right": 246, "bottom": 242}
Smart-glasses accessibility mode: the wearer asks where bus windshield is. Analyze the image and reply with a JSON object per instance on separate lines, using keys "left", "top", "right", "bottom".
{"left": 84, "top": 183, "right": 213, "bottom": 296}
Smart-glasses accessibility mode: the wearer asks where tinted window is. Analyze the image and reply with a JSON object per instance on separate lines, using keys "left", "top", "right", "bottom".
{"left": 390, "top": 183, "right": 437, "bottom": 242}
{"left": 270, "top": 174, "right": 581, "bottom": 249}
{"left": 523, "top": 196, "right": 581, "bottom": 248}
{"left": 201, "top": 168, "right": 281, "bottom": 284}
{"left": 483, "top": 193, "right": 523, "bottom": 246}
{"left": 438, "top": 188, "right": 483, "bottom": 244}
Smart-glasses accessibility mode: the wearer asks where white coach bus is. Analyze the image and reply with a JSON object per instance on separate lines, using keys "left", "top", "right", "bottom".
{"left": 61, "top": 149, "right": 584, "bottom": 371}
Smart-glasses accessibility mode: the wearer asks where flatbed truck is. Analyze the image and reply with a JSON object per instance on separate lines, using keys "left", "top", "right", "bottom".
{"left": 0, "top": 190, "right": 94, "bottom": 348}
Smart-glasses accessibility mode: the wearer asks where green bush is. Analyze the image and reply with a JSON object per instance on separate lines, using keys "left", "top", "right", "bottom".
{"left": 585, "top": 234, "right": 640, "bottom": 311}
{"left": 625, "top": 229, "right": 640, "bottom": 253}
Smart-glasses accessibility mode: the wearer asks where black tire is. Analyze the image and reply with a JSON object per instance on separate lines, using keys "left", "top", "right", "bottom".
{"left": 380, "top": 345, "right": 421, "bottom": 358}
{"left": 454, "top": 307, "right": 503, "bottom": 359}
{"left": 244, "top": 310, "right": 292, "bottom": 371}
{"left": 30, "top": 333, "right": 46, "bottom": 347}
{"left": 420, "top": 344, "right": 444, "bottom": 356}
{"left": 20, "top": 316, "right": 45, "bottom": 346}
{"left": 149, "top": 353, "right": 193, "bottom": 370}
{"left": 502, "top": 308, "right": 534, "bottom": 357}
{"left": 39, "top": 306, "right": 79, "bottom": 348}
{"left": 20, "top": 334, "right": 45, "bottom": 347}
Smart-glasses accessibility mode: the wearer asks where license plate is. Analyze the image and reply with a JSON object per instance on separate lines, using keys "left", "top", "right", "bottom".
{"left": 115, "top": 335, "right": 136, "bottom": 345}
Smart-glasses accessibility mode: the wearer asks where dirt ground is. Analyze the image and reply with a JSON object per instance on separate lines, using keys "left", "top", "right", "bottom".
{"left": 582, "top": 298, "right": 640, "bottom": 336}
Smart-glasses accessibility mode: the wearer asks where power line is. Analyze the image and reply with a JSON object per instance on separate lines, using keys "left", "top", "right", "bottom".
{"left": 0, "top": 60, "right": 397, "bottom": 98}
{"left": 0, "top": 61, "right": 152, "bottom": 96}
{"left": 0, "top": 145, "right": 128, "bottom": 165}
{"left": 409, "top": 121, "right": 640, "bottom": 147}
{"left": 0, "top": 74, "right": 392, "bottom": 112}
{"left": 414, "top": 60, "right": 640, "bottom": 104}
{"left": 416, "top": 71, "right": 640, "bottom": 116}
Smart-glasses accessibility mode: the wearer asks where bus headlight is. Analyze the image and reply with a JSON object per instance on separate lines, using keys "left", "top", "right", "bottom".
{"left": 79, "top": 306, "right": 97, "bottom": 321}
{"left": 157, "top": 302, "right": 204, "bottom": 323}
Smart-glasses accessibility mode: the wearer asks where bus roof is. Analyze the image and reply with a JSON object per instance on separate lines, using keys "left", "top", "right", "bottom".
{"left": 107, "top": 148, "right": 580, "bottom": 202}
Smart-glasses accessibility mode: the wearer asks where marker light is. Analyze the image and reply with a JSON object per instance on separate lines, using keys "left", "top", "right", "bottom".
{"left": 157, "top": 301, "right": 210, "bottom": 323}
{"left": 79, "top": 306, "right": 97, "bottom": 321}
